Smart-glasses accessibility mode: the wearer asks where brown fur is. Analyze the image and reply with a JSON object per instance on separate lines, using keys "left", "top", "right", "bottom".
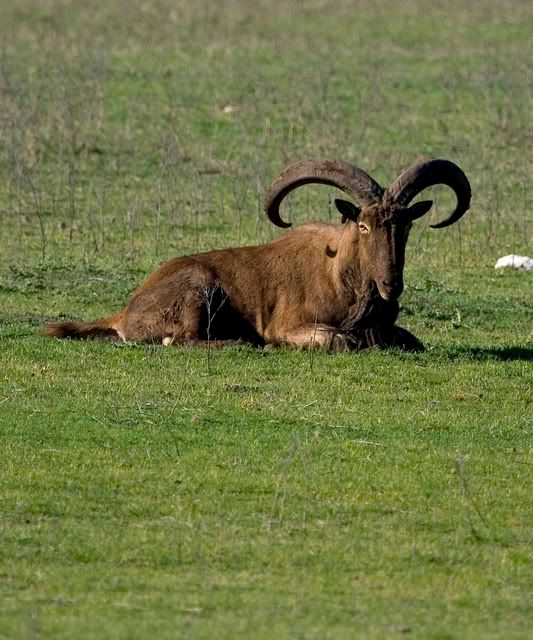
{"left": 42, "top": 218, "right": 421, "bottom": 351}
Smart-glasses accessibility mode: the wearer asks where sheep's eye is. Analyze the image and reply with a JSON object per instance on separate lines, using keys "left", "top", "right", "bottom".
{"left": 358, "top": 224, "right": 369, "bottom": 234}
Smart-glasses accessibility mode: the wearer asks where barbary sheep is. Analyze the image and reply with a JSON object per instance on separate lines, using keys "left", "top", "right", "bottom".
{"left": 42, "top": 158, "right": 471, "bottom": 351}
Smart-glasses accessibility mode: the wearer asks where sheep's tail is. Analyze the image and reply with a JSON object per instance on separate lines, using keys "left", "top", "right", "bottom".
{"left": 42, "top": 314, "right": 123, "bottom": 341}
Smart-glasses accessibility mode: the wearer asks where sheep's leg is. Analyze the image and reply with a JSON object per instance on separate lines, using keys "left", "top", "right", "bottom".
{"left": 351, "top": 325, "right": 424, "bottom": 352}
{"left": 163, "top": 338, "right": 246, "bottom": 349}
{"left": 389, "top": 326, "right": 425, "bottom": 352}
{"left": 123, "top": 264, "right": 220, "bottom": 344}
{"left": 272, "top": 325, "right": 351, "bottom": 351}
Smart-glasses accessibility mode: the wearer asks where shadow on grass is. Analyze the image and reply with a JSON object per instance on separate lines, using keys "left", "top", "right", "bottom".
{"left": 450, "top": 346, "right": 533, "bottom": 362}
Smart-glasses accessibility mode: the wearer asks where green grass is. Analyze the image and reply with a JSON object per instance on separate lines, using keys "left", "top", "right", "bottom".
{"left": 0, "top": 1, "right": 532, "bottom": 638}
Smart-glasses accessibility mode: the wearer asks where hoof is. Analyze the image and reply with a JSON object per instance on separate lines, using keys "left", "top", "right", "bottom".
{"left": 392, "top": 327, "right": 425, "bottom": 352}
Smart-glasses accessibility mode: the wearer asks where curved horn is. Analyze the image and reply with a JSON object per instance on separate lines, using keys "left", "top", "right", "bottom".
{"left": 265, "top": 159, "right": 384, "bottom": 228}
{"left": 386, "top": 158, "right": 471, "bottom": 229}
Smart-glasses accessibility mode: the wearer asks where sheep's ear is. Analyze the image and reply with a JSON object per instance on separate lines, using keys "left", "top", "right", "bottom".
{"left": 408, "top": 200, "right": 433, "bottom": 221}
{"left": 335, "top": 199, "right": 360, "bottom": 224}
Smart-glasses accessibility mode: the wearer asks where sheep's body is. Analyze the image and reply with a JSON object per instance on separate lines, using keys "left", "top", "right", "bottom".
{"left": 124, "top": 223, "right": 349, "bottom": 347}
{"left": 44, "top": 222, "right": 411, "bottom": 350}
{"left": 43, "top": 158, "right": 471, "bottom": 352}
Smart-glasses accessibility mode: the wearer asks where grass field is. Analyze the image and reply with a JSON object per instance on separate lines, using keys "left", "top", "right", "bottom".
{"left": 0, "top": 1, "right": 532, "bottom": 638}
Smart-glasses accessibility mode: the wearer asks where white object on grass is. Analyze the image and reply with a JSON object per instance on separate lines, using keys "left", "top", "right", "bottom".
{"left": 494, "top": 255, "right": 533, "bottom": 271}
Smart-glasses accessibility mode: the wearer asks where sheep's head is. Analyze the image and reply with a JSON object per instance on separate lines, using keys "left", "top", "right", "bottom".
{"left": 333, "top": 199, "right": 432, "bottom": 300}
{"left": 265, "top": 158, "right": 471, "bottom": 302}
